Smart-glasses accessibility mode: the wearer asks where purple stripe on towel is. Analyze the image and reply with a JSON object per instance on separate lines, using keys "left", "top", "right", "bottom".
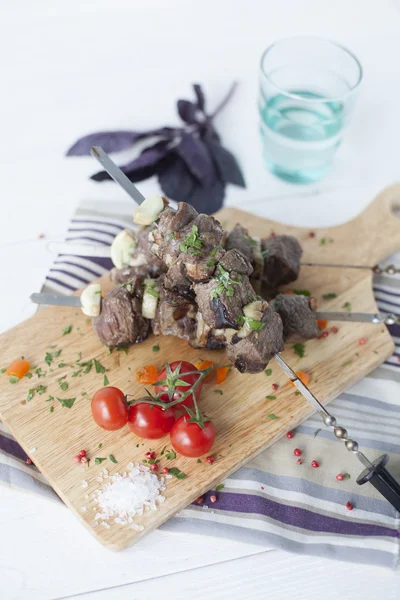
{"left": 0, "top": 433, "right": 28, "bottom": 461}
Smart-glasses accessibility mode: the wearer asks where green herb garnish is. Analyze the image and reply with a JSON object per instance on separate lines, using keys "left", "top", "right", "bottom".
{"left": 103, "top": 374, "right": 109, "bottom": 386}
{"left": 98, "top": 443, "right": 102, "bottom": 448}
{"left": 109, "top": 454, "right": 117, "bottom": 464}
{"left": 165, "top": 449, "right": 177, "bottom": 460}
{"left": 27, "top": 385, "right": 47, "bottom": 401}
{"left": 322, "top": 293, "right": 337, "bottom": 300}
{"left": 168, "top": 467, "right": 187, "bottom": 479}
{"left": 94, "top": 359, "right": 105, "bottom": 374}
{"left": 314, "top": 428, "right": 321, "bottom": 437}
{"left": 81, "top": 391, "right": 87, "bottom": 397}
{"left": 216, "top": 484, "right": 225, "bottom": 491}
{"left": 342, "top": 359, "right": 352, "bottom": 367}
{"left": 9, "top": 376, "right": 19, "bottom": 384}
{"left": 45, "top": 349, "right": 62, "bottom": 366}
{"left": 144, "top": 280, "right": 160, "bottom": 298}
{"left": 197, "top": 459, "right": 202, "bottom": 464}
{"left": 72, "top": 369, "right": 82, "bottom": 377}
{"left": 266, "top": 413, "right": 279, "bottom": 420}
{"left": 264, "top": 368, "right": 272, "bottom": 376}
{"left": 62, "top": 325, "right": 72, "bottom": 335}
{"left": 342, "top": 473, "right": 351, "bottom": 480}
{"left": 25, "top": 372, "right": 33, "bottom": 379}
{"left": 116, "top": 346, "right": 129, "bottom": 354}
{"left": 94, "top": 457, "right": 107, "bottom": 465}
{"left": 57, "top": 397, "right": 76, "bottom": 409}
{"left": 342, "top": 302, "right": 352, "bottom": 312}
{"left": 35, "top": 367, "right": 46, "bottom": 378}
{"left": 46, "top": 396, "right": 54, "bottom": 402}
{"left": 266, "top": 395, "right": 276, "bottom": 400}
{"left": 168, "top": 232, "right": 174, "bottom": 239}
{"left": 210, "top": 265, "right": 242, "bottom": 300}
{"left": 293, "top": 343, "right": 305, "bottom": 358}
{"left": 236, "top": 315, "right": 265, "bottom": 331}
{"left": 294, "top": 392, "right": 301, "bottom": 396}
{"left": 214, "top": 389, "right": 223, "bottom": 395}
{"left": 49, "top": 406, "right": 54, "bottom": 413}
{"left": 179, "top": 224, "right": 203, "bottom": 256}
{"left": 293, "top": 289, "right": 311, "bottom": 296}
{"left": 152, "top": 344, "right": 160, "bottom": 353}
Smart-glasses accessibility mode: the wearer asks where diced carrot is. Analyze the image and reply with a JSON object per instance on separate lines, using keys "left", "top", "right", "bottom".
{"left": 5, "top": 359, "right": 30, "bottom": 380}
{"left": 216, "top": 366, "right": 230, "bottom": 384}
{"left": 194, "top": 360, "right": 214, "bottom": 381}
{"left": 136, "top": 365, "right": 159, "bottom": 384}
{"left": 317, "top": 320, "right": 328, "bottom": 330}
{"left": 290, "top": 371, "right": 311, "bottom": 387}
{"left": 282, "top": 290, "right": 294, "bottom": 295}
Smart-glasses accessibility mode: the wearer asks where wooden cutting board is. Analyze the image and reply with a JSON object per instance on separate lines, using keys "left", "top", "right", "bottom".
{"left": 1, "top": 185, "right": 400, "bottom": 551}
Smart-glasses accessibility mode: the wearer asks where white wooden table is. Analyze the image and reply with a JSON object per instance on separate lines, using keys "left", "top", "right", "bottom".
{"left": 1, "top": 1, "right": 400, "bottom": 598}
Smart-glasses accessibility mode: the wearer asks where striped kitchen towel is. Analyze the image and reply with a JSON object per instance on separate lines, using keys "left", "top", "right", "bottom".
{"left": 1, "top": 200, "right": 399, "bottom": 568}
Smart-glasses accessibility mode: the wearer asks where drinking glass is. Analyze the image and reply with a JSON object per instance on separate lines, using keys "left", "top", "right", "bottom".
{"left": 259, "top": 37, "right": 362, "bottom": 183}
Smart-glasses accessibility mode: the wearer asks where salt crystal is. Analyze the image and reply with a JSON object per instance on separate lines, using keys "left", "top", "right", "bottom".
{"left": 127, "top": 462, "right": 134, "bottom": 470}
{"left": 81, "top": 506, "right": 87, "bottom": 512}
{"left": 30, "top": 447, "right": 36, "bottom": 453}
{"left": 82, "top": 480, "right": 88, "bottom": 488}
{"left": 102, "top": 522, "right": 110, "bottom": 528}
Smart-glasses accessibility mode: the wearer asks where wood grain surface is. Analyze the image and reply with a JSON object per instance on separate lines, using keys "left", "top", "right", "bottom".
{"left": 1, "top": 185, "right": 400, "bottom": 551}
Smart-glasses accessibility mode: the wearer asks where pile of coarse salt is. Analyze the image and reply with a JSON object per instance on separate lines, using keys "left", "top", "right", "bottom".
{"left": 93, "top": 462, "right": 166, "bottom": 529}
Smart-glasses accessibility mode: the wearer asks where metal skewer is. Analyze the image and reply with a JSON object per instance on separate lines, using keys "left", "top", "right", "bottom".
{"left": 30, "top": 293, "right": 82, "bottom": 308}
{"left": 274, "top": 353, "right": 400, "bottom": 511}
{"left": 90, "top": 146, "right": 146, "bottom": 205}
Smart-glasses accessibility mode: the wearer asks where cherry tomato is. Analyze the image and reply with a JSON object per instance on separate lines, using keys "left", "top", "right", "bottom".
{"left": 155, "top": 361, "right": 203, "bottom": 409}
{"left": 91, "top": 387, "right": 128, "bottom": 431}
{"left": 128, "top": 403, "right": 175, "bottom": 439}
{"left": 6, "top": 359, "right": 30, "bottom": 379}
{"left": 170, "top": 415, "right": 216, "bottom": 457}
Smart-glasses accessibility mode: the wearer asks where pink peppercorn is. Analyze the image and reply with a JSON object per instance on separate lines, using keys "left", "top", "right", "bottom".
{"left": 296, "top": 458, "right": 304, "bottom": 465}
{"left": 210, "top": 495, "right": 217, "bottom": 503}
{"left": 161, "top": 467, "right": 169, "bottom": 474}
{"left": 346, "top": 501, "right": 354, "bottom": 511}
{"left": 321, "top": 331, "right": 329, "bottom": 338}
{"left": 336, "top": 474, "right": 344, "bottom": 481}
{"left": 331, "top": 327, "right": 339, "bottom": 334}
{"left": 78, "top": 449, "right": 87, "bottom": 458}
{"left": 26, "top": 458, "right": 33, "bottom": 465}
{"left": 270, "top": 231, "right": 276, "bottom": 237}
{"left": 73, "top": 455, "right": 81, "bottom": 464}
{"left": 311, "top": 460, "right": 320, "bottom": 468}
{"left": 308, "top": 232, "right": 315, "bottom": 238}
{"left": 294, "top": 448, "right": 302, "bottom": 456}
{"left": 196, "top": 497, "right": 204, "bottom": 504}
{"left": 150, "top": 463, "right": 159, "bottom": 472}
{"left": 145, "top": 451, "right": 155, "bottom": 460}
{"left": 206, "top": 456, "right": 215, "bottom": 464}
{"left": 80, "top": 456, "right": 88, "bottom": 464}
{"left": 359, "top": 337, "right": 367, "bottom": 346}
{"left": 286, "top": 431, "right": 294, "bottom": 439}
{"left": 272, "top": 383, "right": 279, "bottom": 391}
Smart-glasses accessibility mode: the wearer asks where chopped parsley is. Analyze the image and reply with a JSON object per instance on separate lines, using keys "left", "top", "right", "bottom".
{"left": 342, "top": 359, "right": 352, "bottom": 367}
{"left": 58, "top": 362, "right": 67, "bottom": 368}
{"left": 152, "top": 344, "right": 160, "bottom": 353}
{"left": 322, "top": 293, "right": 337, "bottom": 300}
{"left": 179, "top": 224, "right": 203, "bottom": 256}
{"left": 108, "top": 454, "right": 117, "bottom": 464}
{"left": 81, "top": 391, "right": 87, "bottom": 396}
{"left": 266, "top": 395, "right": 276, "bottom": 400}
{"left": 236, "top": 315, "right": 265, "bottom": 331}
{"left": 144, "top": 280, "right": 160, "bottom": 298}
{"left": 210, "top": 265, "right": 241, "bottom": 299}
{"left": 293, "top": 289, "right": 311, "bottom": 296}
{"left": 214, "top": 389, "right": 223, "bottom": 395}
{"left": 206, "top": 246, "right": 220, "bottom": 269}
{"left": 45, "top": 349, "right": 62, "bottom": 366}
{"left": 116, "top": 346, "right": 129, "bottom": 354}
{"left": 35, "top": 367, "right": 46, "bottom": 378}
{"left": 94, "top": 359, "right": 105, "bottom": 374}
{"left": 98, "top": 443, "right": 102, "bottom": 448}
{"left": 197, "top": 459, "right": 202, "bottom": 464}
{"left": 266, "top": 413, "right": 279, "bottom": 420}
{"left": 9, "top": 376, "right": 19, "bottom": 384}
{"left": 264, "top": 368, "right": 272, "bottom": 376}
{"left": 103, "top": 374, "right": 109, "bottom": 386}
{"left": 25, "top": 372, "right": 33, "bottom": 379}
{"left": 27, "top": 385, "right": 47, "bottom": 401}
{"left": 342, "top": 302, "right": 352, "bottom": 312}
{"left": 46, "top": 396, "right": 54, "bottom": 402}
{"left": 165, "top": 449, "right": 177, "bottom": 460}
{"left": 72, "top": 369, "right": 82, "bottom": 377}
{"left": 314, "top": 428, "right": 322, "bottom": 437}
{"left": 168, "top": 467, "right": 187, "bottom": 479}
{"left": 94, "top": 457, "right": 106, "bottom": 465}
{"left": 294, "top": 392, "right": 301, "bottom": 396}
{"left": 215, "top": 484, "right": 225, "bottom": 491}
{"left": 49, "top": 406, "right": 54, "bottom": 413}
{"left": 57, "top": 397, "right": 76, "bottom": 408}
{"left": 168, "top": 232, "right": 175, "bottom": 239}
{"left": 342, "top": 473, "right": 351, "bottom": 480}
{"left": 57, "top": 379, "right": 69, "bottom": 391}
{"left": 62, "top": 325, "right": 72, "bottom": 335}
{"left": 293, "top": 343, "right": 305, "bottom": 358}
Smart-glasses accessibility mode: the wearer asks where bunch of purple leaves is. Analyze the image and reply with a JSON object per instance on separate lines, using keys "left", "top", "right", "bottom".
{"left": 66, "top": 83, "right": 245, "bottom": 213}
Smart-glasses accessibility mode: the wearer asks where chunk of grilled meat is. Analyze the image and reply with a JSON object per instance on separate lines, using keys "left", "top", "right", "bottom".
{"left": 226, "top": 302, "right": 284, "bottom": 373}
{"left": 226, "top": 224, "right": 254, "bottom": 263}
{"left": 194, "top": 250, "right": 256, "bottom": 329}
{"left": 270, "top": 293, "right": 320, "bottom": 340}
{"left": 149, "top": 203, "right": 225, "bottom": 290}
{"left": 261, "top": 235, "right": 302, "bottom": 289}
{"left": 151, "top": 276, "right": 197, "bottom": 342}
{"left": 93, "top": 277, "right": 149, "bottom": 348}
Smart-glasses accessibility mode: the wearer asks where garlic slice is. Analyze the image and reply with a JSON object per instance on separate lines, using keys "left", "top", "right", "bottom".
{"left": 80, "top": 283, "right": 101, "bottom": 317}
{"left": 110, "top": 229, "right": 136, "bottom": 269}
{"left": 142, "top": 279, "right": 159, "bottom": 319}
{"left": 133, "top": 195, "right": 165, "bottom": 226}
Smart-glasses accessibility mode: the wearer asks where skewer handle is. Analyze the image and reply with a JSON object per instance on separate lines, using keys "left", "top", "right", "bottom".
{"left": 357, "top": 454, "right": 400, "bottom": 512}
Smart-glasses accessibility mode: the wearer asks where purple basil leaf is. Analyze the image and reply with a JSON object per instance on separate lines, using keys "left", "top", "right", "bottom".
{"left": 157, "top": 154, "right": 196, "bottom": 202}
{"left": 204, "top": 139, "right": 245, "bottom": 188}
{"left": 176, "top": 133, "right": 214, "bottom": 186}
{"left": 66, "top": 131, "right": 144, "bottom": 156}
{"left": 185, "top": 179, "right": 225, "bottom": 214}
{"left": 193, "top": 84, "right": 206, "bottom": 111}
{"left": 177, "top": 100, "right": 198, "bottom": 125}
{"left": 91, "top": 141, "right": 170, "bottom": 182}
